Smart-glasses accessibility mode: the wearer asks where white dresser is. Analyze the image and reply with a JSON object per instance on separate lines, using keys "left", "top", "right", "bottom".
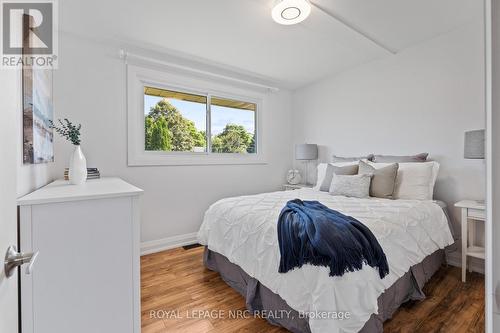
{"left": 17, "top": 178, "right": 143, "bottom": 333}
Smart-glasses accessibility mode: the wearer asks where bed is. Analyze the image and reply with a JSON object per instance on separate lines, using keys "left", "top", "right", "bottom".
{"left": 197, "top": 188, "right": 454, "bottom": 333}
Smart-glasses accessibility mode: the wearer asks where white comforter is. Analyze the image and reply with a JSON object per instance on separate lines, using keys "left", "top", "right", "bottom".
{"left": 197, "top": 189, "right": 454, "bottom": 333}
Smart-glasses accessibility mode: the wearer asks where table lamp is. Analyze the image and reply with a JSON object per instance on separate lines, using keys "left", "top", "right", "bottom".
{"left": 295, "top": 143, "right": 318, "bottom": 186}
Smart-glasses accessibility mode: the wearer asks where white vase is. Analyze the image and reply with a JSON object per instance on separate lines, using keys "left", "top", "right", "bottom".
{"left": 69, "top": 145, "right": 87, "bottom": 185}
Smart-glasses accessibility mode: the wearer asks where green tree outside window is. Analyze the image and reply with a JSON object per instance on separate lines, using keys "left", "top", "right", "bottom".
{"left": 145, "top": 98, "right": 255, "bottom": 154}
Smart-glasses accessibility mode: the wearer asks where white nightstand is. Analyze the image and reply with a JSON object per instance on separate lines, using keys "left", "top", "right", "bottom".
{"left": 455, "top": 200, "right": 485, "bottom": 282}
{"left": 282, "top": 184, "right": 313, "bottom": 191}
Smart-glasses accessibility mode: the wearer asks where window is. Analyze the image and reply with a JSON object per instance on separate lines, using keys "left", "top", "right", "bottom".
{"left": 211, "top": 97, "right": 256, "bottom": 154}
{"left": 143, "top": 87, "right": 257, "bottom": 154}
{"left": 127, "top": 64, "right": 266, "bottom": 166}
{"left": 144, "top": 87, "right": 207, "bottom": 153}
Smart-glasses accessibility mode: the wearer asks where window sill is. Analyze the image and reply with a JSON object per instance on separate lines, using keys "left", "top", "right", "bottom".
{"left": 128, "top": 152, "right": 268, "bottom": 166}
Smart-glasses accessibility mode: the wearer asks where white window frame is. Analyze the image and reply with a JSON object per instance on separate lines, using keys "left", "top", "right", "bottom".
{"left": 127, "top": 64, "right": 267, "bottom": 166}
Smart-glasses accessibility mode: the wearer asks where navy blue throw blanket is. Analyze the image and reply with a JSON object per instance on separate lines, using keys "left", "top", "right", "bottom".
{"left": 277, "top": 199, "right": 389, "bottom": 279}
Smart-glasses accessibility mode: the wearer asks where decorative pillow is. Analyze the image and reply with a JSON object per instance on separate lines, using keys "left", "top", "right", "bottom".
{"left": 332, "top": 154, "right": 374, "bottom": 163}
{"left": 367, "top": 161, "right": 439, "bottom": 200}
{"left": 371, "top": 153, "right": 428, "bottom": 163}
{"left": 314, "top": 162, "right": 359, "bottom": 191}
{"left": 329, "top": 174, "right": 372, "bottom": 198}
{"left": 358, "top": 160, "right": 399, "bottom": 199}
{"left": 319, "top": 164, "right": 359, "bottom": 192}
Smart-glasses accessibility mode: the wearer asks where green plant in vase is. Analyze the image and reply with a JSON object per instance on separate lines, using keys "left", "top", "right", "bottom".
{"left": 49, "top": 119, "right": 87, "bottom": 184}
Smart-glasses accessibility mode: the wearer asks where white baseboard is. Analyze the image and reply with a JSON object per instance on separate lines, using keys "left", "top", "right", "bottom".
{"left": 141, "top": 232, "right": 198, "bottom": 256}
{"left": 446, "top": 250, "right": 485, "bottom": 274}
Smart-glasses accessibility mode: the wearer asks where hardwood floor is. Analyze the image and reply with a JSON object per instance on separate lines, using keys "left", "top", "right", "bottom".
{"left": 141, "top": 246, "right": 484, "bottom": 333}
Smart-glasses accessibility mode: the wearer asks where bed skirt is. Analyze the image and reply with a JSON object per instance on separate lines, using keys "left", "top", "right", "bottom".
{"left": 203, "top": 247, "right": 445, "bottom": 333}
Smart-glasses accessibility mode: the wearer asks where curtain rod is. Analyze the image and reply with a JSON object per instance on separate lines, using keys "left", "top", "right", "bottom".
{"left": 119, "top": 50, "right": 280, "bottom": 92}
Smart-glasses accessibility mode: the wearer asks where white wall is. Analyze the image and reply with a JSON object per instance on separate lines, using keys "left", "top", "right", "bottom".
{"left": 51, "top": 16, "right": 484, "bottom": 256}
{"left": 292, "top": 22, "right": 485, "bottom": 246}
{"left": 17, "top": 162, "right": 55, "bottom": 197}
{"left": 52, "top": 34, "right": 292, "bottom": 250}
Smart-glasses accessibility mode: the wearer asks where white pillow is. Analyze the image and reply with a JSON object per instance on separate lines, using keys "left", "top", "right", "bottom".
{"left": 329, "top": 174, "right": 372, "bottom": 198}
{"left": 367, "top": 161, "right": 439, "bottom": 200}
{"left": 313, "top": 161, "right": 360, "bottom": 191}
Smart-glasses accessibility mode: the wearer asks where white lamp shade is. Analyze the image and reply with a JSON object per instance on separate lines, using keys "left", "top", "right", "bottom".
{"left": 464, "top": 129, "right": 485, "bottom": 159}
{"left": 295, "top": 144, "right": 318, "bottom": 160}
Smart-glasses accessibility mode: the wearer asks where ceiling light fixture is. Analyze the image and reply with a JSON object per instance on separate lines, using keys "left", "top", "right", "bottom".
{"left": 272, "top": 0, "right": 311, "bottom": 25}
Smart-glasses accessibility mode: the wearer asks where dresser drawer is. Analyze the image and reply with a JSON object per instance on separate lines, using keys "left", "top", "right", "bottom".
{"left": 468, "top": 208, "right": 485, "bottom": 220}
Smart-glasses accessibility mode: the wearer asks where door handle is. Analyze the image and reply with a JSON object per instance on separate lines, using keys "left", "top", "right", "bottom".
{"left": 4, "top": 245, "right": 39, "bottom": 278}
{"left": 25, "top": 251, "right": 39, "bottom": 275}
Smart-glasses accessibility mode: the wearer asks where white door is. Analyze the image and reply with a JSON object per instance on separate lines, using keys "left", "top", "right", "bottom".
{"left": 491, "top": 0, "right": 500, "bottom": 330}
{"left": 0, "top": 70, "right": 20, "bottom": 331}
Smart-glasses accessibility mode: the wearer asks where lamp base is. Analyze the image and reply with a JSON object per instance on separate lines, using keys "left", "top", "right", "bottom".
{"left": 304, "top": 161, "right": 309, "bottom": 186}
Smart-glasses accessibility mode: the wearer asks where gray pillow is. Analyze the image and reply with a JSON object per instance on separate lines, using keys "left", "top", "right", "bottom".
{"left": 371, "top": 153, "right": 428, "bottom": 163}
{"left": 332, "top": 154, "right": 374, "bottom": 163}
{"left": 358, "top": 160, "right": 399, "bottom": 199}
{"left": 319, "top": 164, "right": 359, "bottom": 192}
{"left": 329, "top": 174, "right": 371, "bottom": 198}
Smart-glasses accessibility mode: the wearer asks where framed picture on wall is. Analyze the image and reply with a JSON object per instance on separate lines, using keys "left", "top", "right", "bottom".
{"left": 22, "top": 13, "right": 54, "bottom": 164}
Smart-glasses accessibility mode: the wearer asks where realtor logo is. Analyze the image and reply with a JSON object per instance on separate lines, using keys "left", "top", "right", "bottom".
{"left": 1, "top": 0, "right": 58, "bottom": 68}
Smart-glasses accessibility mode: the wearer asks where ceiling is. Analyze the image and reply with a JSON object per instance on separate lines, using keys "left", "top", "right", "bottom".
{"left": 60, "top": 0, "right": 483, "bottom": 89}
